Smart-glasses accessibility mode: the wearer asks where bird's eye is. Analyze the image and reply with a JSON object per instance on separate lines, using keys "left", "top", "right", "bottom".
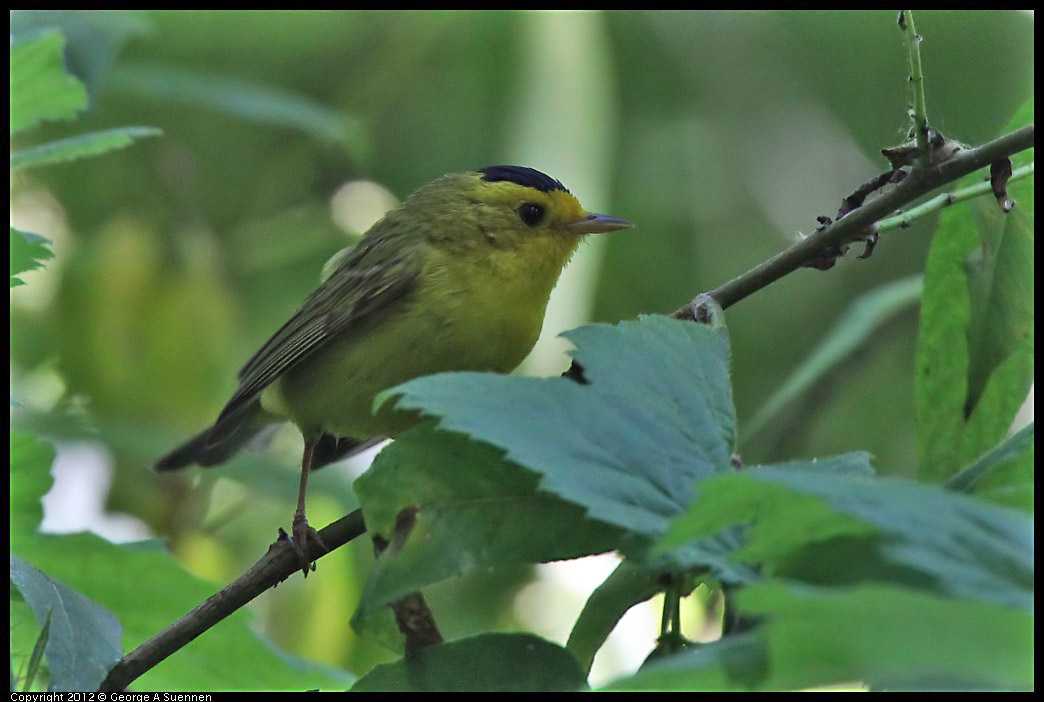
{"left": 518, "top": 202, "right": 546, "bottom": 227}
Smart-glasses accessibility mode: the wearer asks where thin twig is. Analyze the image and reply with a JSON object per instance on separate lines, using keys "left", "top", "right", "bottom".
{"left": 900, "top": 10, "right": 931, "bottom": 167}
{"left": 98, "top": 510, "right": 367, "bottom": 692}
{"left": 672, "top": 124, "right": 1034, "bottom": 320}
{"left": 878, "top": 162, "right": 1034, "bottom": 233}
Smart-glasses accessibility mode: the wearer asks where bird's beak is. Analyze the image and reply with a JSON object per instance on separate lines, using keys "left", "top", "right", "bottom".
{"left": 566, "top": 212, "right": 632, "bottom": 234}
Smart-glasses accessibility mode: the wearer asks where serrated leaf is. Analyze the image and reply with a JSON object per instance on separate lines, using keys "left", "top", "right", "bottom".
{"left": 10, "top": 10, "right": 151, "bottom": 106}
{"left": 11, "top": 228, "right": 55, "bottom": 288}
{"left": 353, "top": 423, "right": 625, "bottom": 624}
{"left": 745, "top": 275, "right": 923, "bottom": 440}
{"left": 384, "top": 317, "right": 736, "bottom": 542}
{"left": 10, "top": 126, "right": 162, "bottom": 171}
{"left": 109, "top": 63, "right": 368, "bottom": 159}
{"left": 662, "top": 466, "right": 1032, "bottom": 610}
{"left": 607, "top": 583, "right": 1033, "bottom": 691}
{"left": 351, "top": 633, "right": 586, "bottom": 692}
{"left": 10, "top": 32, "right": 87, "bottom": 135}
{"left": 9, "top": 555, "right": 122, "bottom": 692}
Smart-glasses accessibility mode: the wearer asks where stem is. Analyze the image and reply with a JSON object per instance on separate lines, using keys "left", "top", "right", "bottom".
{"left": 877, "top": 162, "right": 1034, "bottom": 234}
{"left": 671, "top": 586, "right": 683, "bottom": 636}
{"left": 661, "top": 581, "right": 682, "bottom": 645}
{"left": 900, "top": 10, "right": 930, "bottom": 166}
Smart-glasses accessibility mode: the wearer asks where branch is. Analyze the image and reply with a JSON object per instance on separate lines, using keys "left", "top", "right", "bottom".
{"left": 98, "top": 510, "right": 366, "bottom": 692}
{"left": 672, "top": 123, "right": 1035, "bottom": 320}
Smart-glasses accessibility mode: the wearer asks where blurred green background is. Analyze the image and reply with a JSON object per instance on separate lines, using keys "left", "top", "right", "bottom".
{"left": 9, "top": 9, "right": 1034, "bottom": 683}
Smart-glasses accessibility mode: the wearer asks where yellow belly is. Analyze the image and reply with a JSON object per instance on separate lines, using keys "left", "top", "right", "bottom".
{"left": 261, "top": 243, "right": 564, "bottom": 440}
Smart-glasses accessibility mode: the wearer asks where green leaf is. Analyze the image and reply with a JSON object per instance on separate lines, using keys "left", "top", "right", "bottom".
{"left": 745, "top": 275, "right": 923, "bottom": 440}
{"left": 915, "top": 100, "right": 1034, "bottom": 484}
{"left": 10, "top": 10, "right": 150, "bottom": 105}
{"left": 351, "top": 633, "right": 586, "bottom": 692}
{"left": 373, "top": 315, "right": 759, "bottom": 601}
{"left": 10, "top": 431, "right": 55, "bottom": 536}
{"left": 607, "top": 583, "right": 1033, "bottom": 691}
{"left": 964, "top": 200, "right": 1034, "bottom": 435}
{"left": 10, "top": 228, "right": 55, "bottom": 288}
{"left": 661, "top": 466, "right": 1032, "bottom": 610}
{"left": 10, "top": 32, "right": 87, "bottom": 135}
{"left": 353, "top": 423, "right": 625, "bottom": 625}
{"left": 384, "top": 317, "right": 736, "bottom": 542}
{"left": 10, "top": 126, "right": 162, "bottom": 171}
{"left": 109, "top": 63, "right": 368, "bottom": 159}
{"left": 915, "top": 204, "right": 976, "bottom": 482}
{"left": 10, "top": 555, "right": 122, "bottom": 692}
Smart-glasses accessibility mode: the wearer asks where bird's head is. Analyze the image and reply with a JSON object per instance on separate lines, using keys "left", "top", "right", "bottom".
{"left": 400, "top": 165, "right": 631, "bottom": 256}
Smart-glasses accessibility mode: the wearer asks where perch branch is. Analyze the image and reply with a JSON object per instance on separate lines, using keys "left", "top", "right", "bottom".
{"left": 98, "top": 510, "right": 366, "bottom": 692}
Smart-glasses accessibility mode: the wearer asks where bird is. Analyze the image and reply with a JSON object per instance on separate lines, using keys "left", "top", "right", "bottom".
{"left": 155, "top": 165, "right": 632, "bottom": 574}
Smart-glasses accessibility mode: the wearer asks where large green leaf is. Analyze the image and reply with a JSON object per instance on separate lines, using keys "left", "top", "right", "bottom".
{"left": 10, "top": 126, "right": 162, "bottom": 171}
{"left": 382, "top": 317, "right": 736, "bottom": 542}
{"left": 606, "top": 582, "right": 1033, "bottom": 691}
{"left": 351, "top": 633, "right": 586, "bottom": 692}
{"left": 355, "top": 317, "right": 754, "bottom": 640}
{"left": 661, "top": 466, "right": 1032, "bottom": 610}
{"left": 10, "top": 31, "right": 87, "bottom": 135}
{"left": 915, "top": 203, "right": 976, "bottom": 483}
{"left": 10, "top": 555, "right": 122, "bottom": 692}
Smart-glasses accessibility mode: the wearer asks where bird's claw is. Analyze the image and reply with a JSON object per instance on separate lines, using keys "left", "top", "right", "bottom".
{"left": 291, "top": 512, "right": 328, "bottom": 577}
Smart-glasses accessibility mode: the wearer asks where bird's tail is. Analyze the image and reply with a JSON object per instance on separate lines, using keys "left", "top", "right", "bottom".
{"left": 155, "top": 400, "right": 384, "bottom": 472}
{"left": 154, "top": 398, "right": 269, "bottom": 471}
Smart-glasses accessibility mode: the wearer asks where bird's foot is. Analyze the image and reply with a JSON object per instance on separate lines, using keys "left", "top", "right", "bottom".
{"left": 291, "top": 511, "right": 329, "bottom": 577}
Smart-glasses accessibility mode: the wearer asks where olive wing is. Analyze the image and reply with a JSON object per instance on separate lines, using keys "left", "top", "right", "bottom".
{"left": 208, "top": 234, "right": 421, "bottom": 442}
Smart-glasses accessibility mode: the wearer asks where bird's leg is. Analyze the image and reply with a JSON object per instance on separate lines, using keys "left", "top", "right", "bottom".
{"left": 291, "top": 436, "right": 329, "bottom": 576}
